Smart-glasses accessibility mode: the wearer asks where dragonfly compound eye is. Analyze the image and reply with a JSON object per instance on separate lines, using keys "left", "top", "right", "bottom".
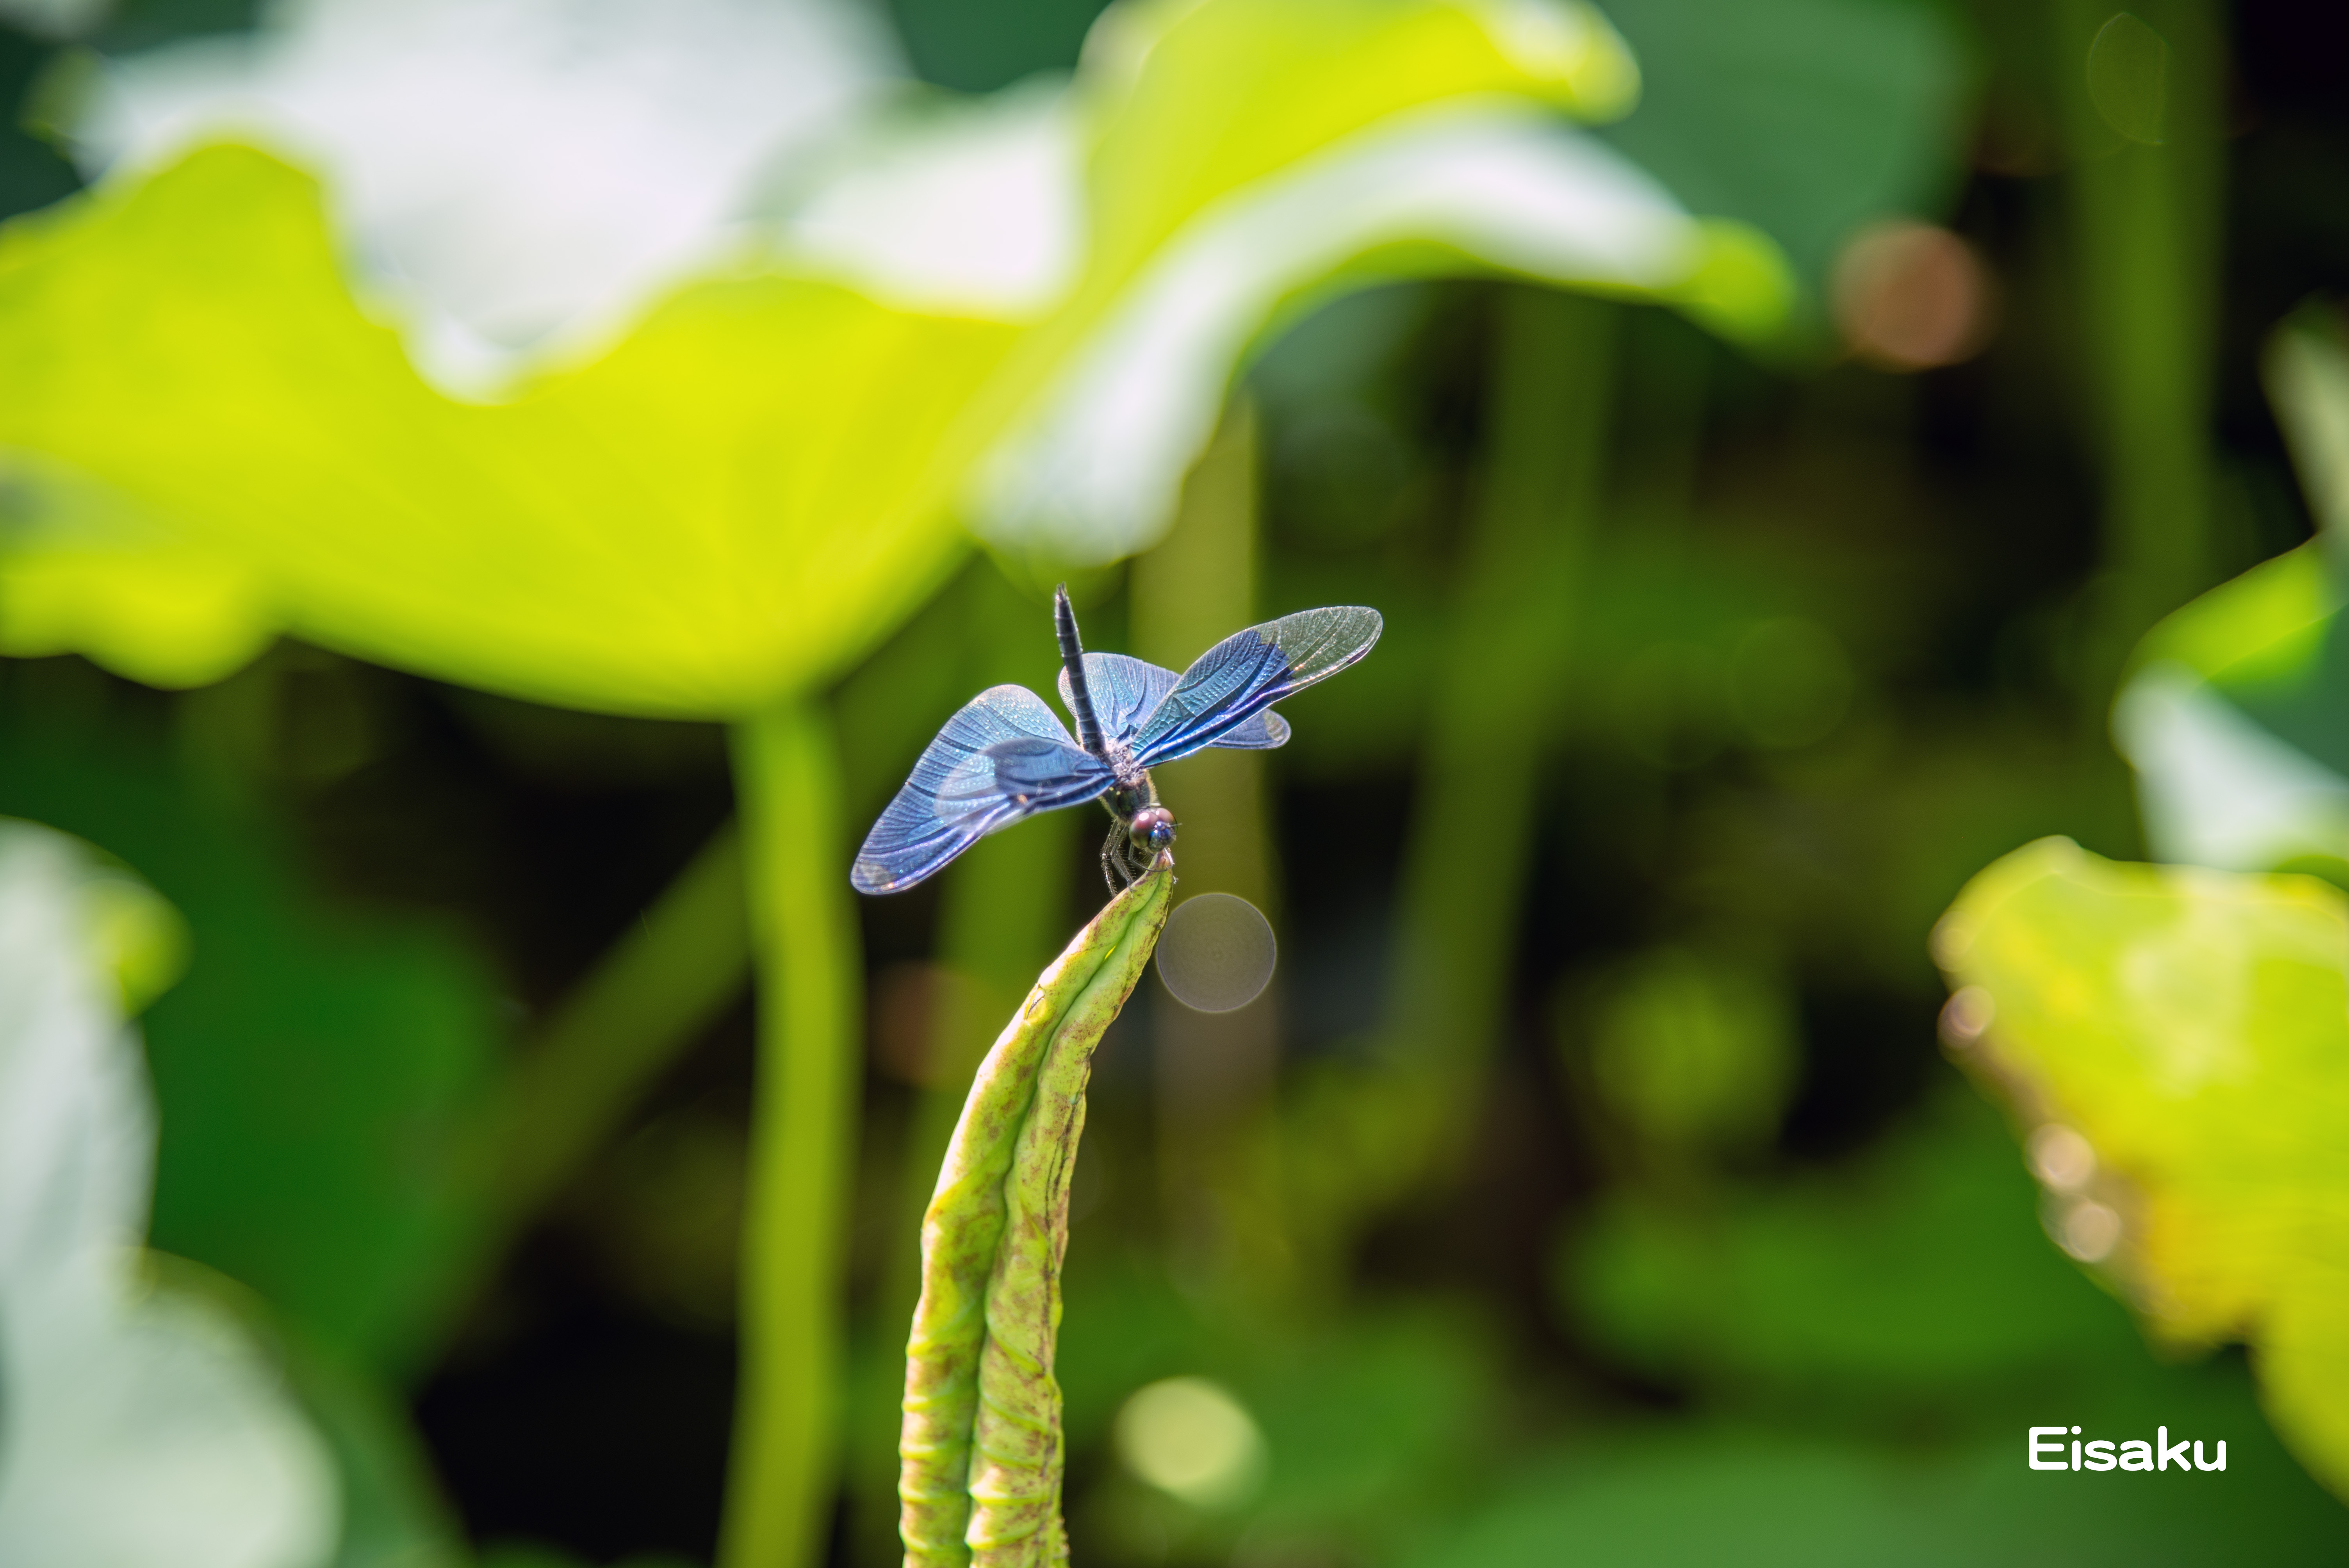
{"left": 1130, "top": 807, "right": 1176, "bottom": 850}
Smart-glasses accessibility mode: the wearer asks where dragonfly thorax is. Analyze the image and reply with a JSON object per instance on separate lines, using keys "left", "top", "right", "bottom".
{"left": 1105, "top": 776, "right": 1156, "bottom": 821}
{"left": 1102, "top": 738, "right": 1144, "bottom": 787}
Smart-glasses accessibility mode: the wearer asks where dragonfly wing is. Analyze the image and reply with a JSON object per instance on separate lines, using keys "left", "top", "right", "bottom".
{"left": 1058, "top": 652, "right": 1181, "bottom": 745}
{"left": 1212, "top": 708, "right": 1290, "bottom": 750}
{"left": 1134, "top": 606, "right": 1380, "bottom": 765}
{"left": 852, "top": 685, "right": 1112, "bottom": 893}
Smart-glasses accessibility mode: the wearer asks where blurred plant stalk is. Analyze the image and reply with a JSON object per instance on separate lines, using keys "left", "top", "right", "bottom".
{"left": 1383, "top": 288, "right": 1616, "bottom": 1182}
{"left": 2061, "top": 0, "right": 2224, "bottom": 695}
{"left": 725, "top": 698, "right": 863, "bottom": 1568}
{"left": 1132, "top": 405, "right": 1293, "bottom": 1296}
{"left": 469, "top": 821, "right": 750, "bottom": 1268}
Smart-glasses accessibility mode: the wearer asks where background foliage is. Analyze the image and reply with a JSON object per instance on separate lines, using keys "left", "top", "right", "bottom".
{"left": 3, "top": 0, "right": 2349, "bottom": 1564}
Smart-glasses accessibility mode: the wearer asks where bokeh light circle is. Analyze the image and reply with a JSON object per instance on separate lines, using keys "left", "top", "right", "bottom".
{"left": 1155, "top": 893, "right": 1276, "bottom": 1013}
{"left": 1831, "top": 221, "right": 1995, "bottom": 372}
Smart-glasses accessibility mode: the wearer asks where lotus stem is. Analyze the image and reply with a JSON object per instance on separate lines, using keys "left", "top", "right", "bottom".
{"left": 722, "top": 697, "right": 863, "bottom": 1568}
{"left": 1385, "top": 288, "right": 1616, "bottom": 1165}
{"left": 2059, "top": 0, "right": 2223, "bottom": 691}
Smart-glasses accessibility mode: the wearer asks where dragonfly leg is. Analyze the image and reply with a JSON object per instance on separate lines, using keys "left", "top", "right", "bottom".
{"left": 1101, "top": 821, "right": 1132, "bottom": 893}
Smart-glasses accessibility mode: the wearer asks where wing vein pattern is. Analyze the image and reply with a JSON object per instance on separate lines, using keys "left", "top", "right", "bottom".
{"left": 852, "top": 685, "right": 1112, "bottom": 893}
{"left": 1132, "top": 607, "right": 1380, "bottom": 765}
{"left": 1055, "top": 652, "right": 1293, "bottom": 751}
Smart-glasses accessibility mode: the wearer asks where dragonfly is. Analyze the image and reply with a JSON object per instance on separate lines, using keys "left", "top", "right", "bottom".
{"left": 852, "top": 586, "right": 1382, "bottom": 894}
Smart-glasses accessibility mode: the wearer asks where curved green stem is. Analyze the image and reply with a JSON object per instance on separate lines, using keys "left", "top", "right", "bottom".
{"left": 479, "top": 821, "right": 749, "bottom": 1244}
{"left": 901, "top": 859, "right": 1174, "bottom": 1566}
{"left": 722, "top": 697, "right": 863, "bottom": 1568}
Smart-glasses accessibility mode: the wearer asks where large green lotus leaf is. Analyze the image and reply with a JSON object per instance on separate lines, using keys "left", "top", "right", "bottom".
{"left": 0, "top": 456, "right": 274, "bottom": 688}
{"left": 0, "top": 144, "right": 1017, "bottom": 716}
{"left": 1075, "top": 0, "right": 1639, "bottom": 287}
{"left": 971, "top": 3, "right": 1784, "bottom": 559}
{"left": 0, "top": 0, "right": 1767, "bottom": 707}
{"left": 1936, "top": 836, "right": 2349, "bottom": 1497}
{"left": 973, "top": 106, "right": 1788, "bottom": 559}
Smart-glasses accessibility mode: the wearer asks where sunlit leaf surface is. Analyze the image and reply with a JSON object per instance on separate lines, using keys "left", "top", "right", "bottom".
{"left": 1936, "top": 836, "right": 2349, "bottom": 1497}
{"left": 2112, "top": 315, "right": 2349, "bottom": 873}
{"left": 0, "top": 0, "right": 1789, "bottom": 710}
{"left": 0, "top": 144, "right": 1016, "bottom": 715}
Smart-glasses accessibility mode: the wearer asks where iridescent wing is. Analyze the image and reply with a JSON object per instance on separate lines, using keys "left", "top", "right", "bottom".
{"left": 1058, "top": 651, "right": 1292, "bottom": 752}
{"left": 852, "top": 685, "right": 1113, "bottom": 893}
{"left": 1059, "top": 652, "right": 1177, "bottom": 743}
{"left": 1133, "top": 607, "right": 1381, "bottom": 766}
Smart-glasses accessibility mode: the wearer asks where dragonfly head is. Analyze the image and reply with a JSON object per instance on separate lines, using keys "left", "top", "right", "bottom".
{"left": 1128, "top": 806, "right": 1176, "bottom": 853}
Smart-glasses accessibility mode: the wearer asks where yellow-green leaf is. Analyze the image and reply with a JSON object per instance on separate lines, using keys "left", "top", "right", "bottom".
{"left": 1936, "top": 836, "right": 2349, "bottom": 1498}
{"left": 0, "top": 463, "right": 271, "bottom": 689}
{"left": 0, "top": 145, "right": 1015, "bottom": 717}
{"left": 1077, "top": 0, "right": 1638, "bottom": 289}
{"left": 0, "top": 0, "right": 1782, "bottom": 712}
{"left": 2128, "top": 540, "right": 2338, "bottom": 694}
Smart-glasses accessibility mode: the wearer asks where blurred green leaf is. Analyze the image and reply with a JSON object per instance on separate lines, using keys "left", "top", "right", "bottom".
{"left": 71, "top": 845, "right": 190, "bottom": 1014}
{"left": 0, "top": 144, "right": 1015, "bottom": 714}
{"left": 0, "top": 713, "right": 498, "bottom": 1374}
{"left": 1562, "top": 1092, "right": 2136, "bottom": 1405}
{"left": 0, "top": 0, "right": 1791, "bottom": 706}
{"left": 2129, "top": 540, "right": 2335, "bottom": 692}
{"left": 2115, "top": 313, "right": 2349, "bottom": 873}
{"left": 1074, "top": 0, "right": 1640, "bottom": 285}
{"left": 1408, "top": 1406, "right": 2349, "bottom": 1568}
{"left": 1597, "top": 0, "right": 1969, "bottom": 292}
{"left": 1937, "top": 837, "right": 2349, "bottom": 1498}
{"left": 2266, "top": 305, "right": 2349, "bottom": 541}
{"left": 1055, "top": 1259, "right": 1504, "bottom": 1562}
{"left": 1574, "top": 946, "right": 1799, "bottom": 1161}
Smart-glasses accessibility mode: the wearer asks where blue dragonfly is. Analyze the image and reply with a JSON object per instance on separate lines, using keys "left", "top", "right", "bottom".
{"left": 853, "top": 586, "right": 1382, "bottom": 894}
